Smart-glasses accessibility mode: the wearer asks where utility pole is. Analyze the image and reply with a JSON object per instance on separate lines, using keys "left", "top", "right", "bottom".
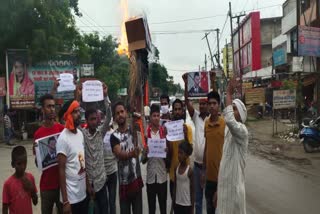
{"left": 205, "top": 54, "right": 208, "bottom": 71}
{"left": 296, "top": 0, "right": 303, "bottom": 126}
{"left": 226, "top": 39, "right": 229, "bottom": 79}
{"left": 229, "top": 2, "right": 234, "bottom": 73}
{"left": 214, "top": 28, "right": 221, "bottom": 68}
{"left": 202, "top": 32, "right": 215, "bottom": 69}
{"left": 229, "top": 1, "right": 245, "bottom": 97}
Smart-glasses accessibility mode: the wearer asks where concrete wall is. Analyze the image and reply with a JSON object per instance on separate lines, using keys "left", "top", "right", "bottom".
{"left": 260, "top": 18, "right": 282, "bottom": 45}
{"left": 261, "top": 46, "right": 273, "bottom": 68}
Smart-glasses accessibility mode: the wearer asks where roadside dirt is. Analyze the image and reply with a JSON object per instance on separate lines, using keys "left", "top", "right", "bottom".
{"left": 247, "top": 119, "right": 320, "bottom": 184}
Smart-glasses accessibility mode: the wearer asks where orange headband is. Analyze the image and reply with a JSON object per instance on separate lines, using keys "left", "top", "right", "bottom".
{"left": 63, "top": 101, "right": 80, "bottom": 130}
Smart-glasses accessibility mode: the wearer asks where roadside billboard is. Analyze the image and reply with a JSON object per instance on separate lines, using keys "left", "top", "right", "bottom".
{"left": 245, "top": 88, "right": 265, "bottom": 105}
{"left": 273, "top": 48, "right": 287, "bottom": 67}
{"left": 298, "top": 26, "right": 320, "bottom": 57}
{"left": 273, "top": 90, "right": 296, "bottom": 109}
{"left": 6, "top": 49, "right": 79, "bottom": 108}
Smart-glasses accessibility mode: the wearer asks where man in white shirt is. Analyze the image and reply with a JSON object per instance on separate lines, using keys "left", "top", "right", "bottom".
{"left": 183, "top": 74, "right": 209, "bottom": 214}
{"left": 57, "top": 100, "right": 91, "bottom": 214}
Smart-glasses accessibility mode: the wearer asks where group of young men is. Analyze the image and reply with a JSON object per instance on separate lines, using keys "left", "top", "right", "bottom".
{"left": 2, "top": 76, "right": 249, "bottom": 214}
{"left": 183, "top": 76, "right": 249, "bottom": 214}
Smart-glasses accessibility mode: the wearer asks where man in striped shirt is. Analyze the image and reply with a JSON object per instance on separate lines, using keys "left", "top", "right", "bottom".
{"left": 216, "top": 79, "right": 248, "bottom": 214}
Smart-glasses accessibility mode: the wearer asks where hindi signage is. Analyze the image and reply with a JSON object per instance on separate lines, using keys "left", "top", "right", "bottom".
{"left": 82, "top": 80, "right": 104, "bottom": 102}
{"left": 165, "top": 119, "right": 184, "bottom": 141}
{"left": 57, "top": 73, "right": 75, "bottom": 92}
{"left": 273, "top": 90, "right": 296, "bottom": 109}
{"left": 298, "top": 26, "right": 320, "bottom": 57}
{"left": 147, "top": 138, "right": 167, "bottom": 158}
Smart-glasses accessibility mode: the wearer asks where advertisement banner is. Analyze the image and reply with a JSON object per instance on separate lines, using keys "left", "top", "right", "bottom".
{"left": 80, "top": 64, "right": 94, "bottom": 77}
{"left": 245, "top": 88, "right": 265, "bottom": 105}
{"left": 273, "top": 90, "right": 296, "bottom": 109}
{"left": 6, "top": 50, "right": 34, "bottom": 109}
{"left": 298, "top": 26, "right": 320, "bottom": 57}
{"left": 273, "top": 48, "right": 287, "bottom": 67}
{"left": 6, "top": 50, "right": 79, "bottom": 108}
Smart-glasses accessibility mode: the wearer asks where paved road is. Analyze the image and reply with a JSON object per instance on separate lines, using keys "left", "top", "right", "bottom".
{"left": 1, "top": 142, "right": 320, "bottom": 214}
{"left": 246, "top": 155, "right": 320, "bottom": 214}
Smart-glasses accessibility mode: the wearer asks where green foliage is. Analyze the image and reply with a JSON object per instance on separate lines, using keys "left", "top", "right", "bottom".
{"left": 0, "top": 0, "right": 81, "bottom": 68}
{"left": 281, "top": 80, "right": 296, "bottom": 90}
{"left": 0, "top": 0, "right": 179, "bottom": 100}
{"left": 149, "top": 62, "right": 182, "bottom": 96}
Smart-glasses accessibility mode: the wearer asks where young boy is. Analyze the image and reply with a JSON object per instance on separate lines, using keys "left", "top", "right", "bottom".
{"left": 2, "top": 146, "right": 38, "bottom": 214}
{"left": 172, "top": 141, "right": 194, "bottom": 214}
{"left": 142, "top": 104, "right": 168, "bottom": 214}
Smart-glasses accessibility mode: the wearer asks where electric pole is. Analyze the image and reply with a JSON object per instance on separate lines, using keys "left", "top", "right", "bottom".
{"left": 213, "top": 28, "right": 221, "bottom": 68}
{"left": 202, "top": 32, "right": 215, "bottom": 69}
{"left": 229, "top": 2, "right": 234, "bottom": 73}
{"left": 226, "top": 39, "right": 229, "bottom": 79}
{"left": 205, "top": 54, "right": 208, "bottom": 71}
{"left": 229, "top": 1, "right": 245, "bottom": 97}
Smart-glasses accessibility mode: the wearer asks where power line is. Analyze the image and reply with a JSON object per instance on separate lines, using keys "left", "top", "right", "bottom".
{"left": 166, "top": 68, "right": 195, "bottom": 72}
{"left": 77, "top": 3, "right": 282, "bottom": 29}
{"left": 241, "top": 0, "right": 251, "bottom": 14}
{"left": 78, "top": 7, "right": 114, "bottom": 36}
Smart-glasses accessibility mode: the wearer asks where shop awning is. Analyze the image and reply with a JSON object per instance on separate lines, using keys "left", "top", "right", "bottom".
{"left": 243, "top": 66, "right": 273, "bottom": 80}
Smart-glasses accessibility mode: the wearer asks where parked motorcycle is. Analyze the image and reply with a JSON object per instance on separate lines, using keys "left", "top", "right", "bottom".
{"left": 299, "top": 116, "right": 320, "bottom": 153}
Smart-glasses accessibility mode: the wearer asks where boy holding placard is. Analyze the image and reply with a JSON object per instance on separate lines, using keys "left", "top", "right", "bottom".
{"left": 166, "top": 99, "right": 193, "bottom": 204}
{"left": 141, "top": 104, "right": 168, "bottom": 214}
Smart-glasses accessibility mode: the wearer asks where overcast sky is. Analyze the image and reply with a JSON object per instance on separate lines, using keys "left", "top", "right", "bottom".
{"left": 76, "top": 0, "right": 286, "bottom": 85}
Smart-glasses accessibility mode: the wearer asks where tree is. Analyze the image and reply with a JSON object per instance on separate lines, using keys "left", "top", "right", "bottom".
{"left": 81, "top": 33, "right": 129, "bottom": 100}
{"left": 149, "top": 47, "right": 182, "bottom": 96}
{"left": 0, "top": 0, "right": 81, "bottom": 73}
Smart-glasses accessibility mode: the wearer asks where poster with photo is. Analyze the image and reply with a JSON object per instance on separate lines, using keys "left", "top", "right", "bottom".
{"left": 187, "top": 71, "right": 211, "bottom": 98}
{"left": 35, "top": 133, "right": 60, "bottom": 171}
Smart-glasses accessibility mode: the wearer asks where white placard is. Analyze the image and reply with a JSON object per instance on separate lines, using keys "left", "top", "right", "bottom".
{"left": 57, "top": 73, "right": 75, "bottom": 92}
{"left": 147, "top": 138, "right": 167, "bottom": 158}
{"left": 82, "top": 80, "right": 104, "bottom": 102}
{"left": 103, "top": 131, "right": 113, "bottom": 152}
{"left": 165, "top": 119, "right": 184, "bottom": 141}
{"left": 35, "top": 133, "right": 61, "bottom": 171}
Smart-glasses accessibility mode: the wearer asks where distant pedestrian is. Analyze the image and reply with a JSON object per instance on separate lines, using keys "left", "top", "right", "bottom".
{"left": 142, "top": 104, "right": 168, "bottom": 214}
{"left": 4, "top": 107, "right": 14, "bottom": 146}
{"left": 172, "top": 141, "right": 194, "bottom": 214}
{"left": 2, "top": 146, "right": 38, "bottom": 214}
{"left": 216, "top": 79, "right": 249, "bottom": 214}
